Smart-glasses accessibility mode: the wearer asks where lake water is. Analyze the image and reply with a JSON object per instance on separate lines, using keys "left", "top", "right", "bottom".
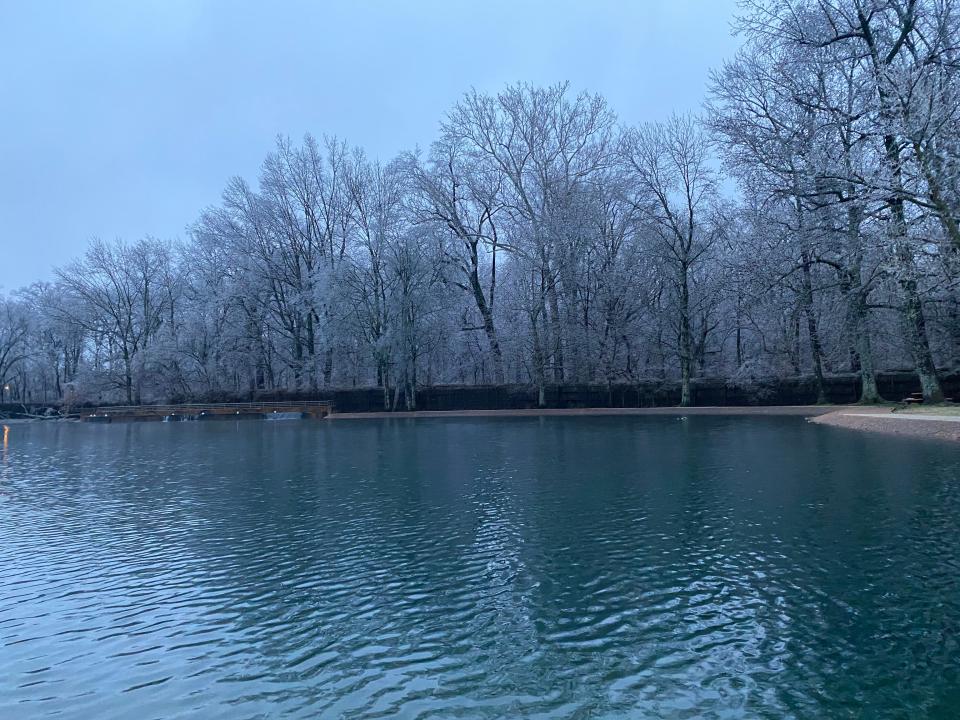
{"left": 1, "top": 416, "right": 959, "bottom": 719}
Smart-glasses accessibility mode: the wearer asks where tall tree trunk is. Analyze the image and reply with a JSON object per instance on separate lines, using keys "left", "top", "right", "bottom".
{"left": 548, "top": 277, "right": 564, "bottom": 382}
{"left": 914, "top": 142, "right": 960, "bottom": 252}
{"left": 379, "top": 359, "right": 390, "bottom": 410}
{"left": 799, "top": 251, "right": 828, "bottom": 403}
{"left": 880, "top": 115, "right": 943, "bottom": 401}
{"left": 531, "top": 307, "right": 547, "bottom": 408}
{"left": 679, "top": 261, "right": 692, "bottom": 407}
{"left": 468, "top": 242, "right": 505, "bottom": 384}
{"left": 306, "top": 312, "right": 317, "bottom": 391}
{"left": 890, "top": 208, "right": 943, "bottom": 402}
{"left": 897, "top": 247, "right": 944, "bottom": 402}
{"left": 792, "top": 188, "right": 827, "bottom": 403}
{"left": 790, "top": 310, "right": 801, "bottom": 375}
{"left": 947, "top": 299, "right": 960, "bottom": 369}
{"left": 848, "top": 288, "right": 881, "bottom": 403}
{"left": 842, "top": 201, "right": 880, "bottom": 404}
{"left": 735, "top": 291, "right": 744, "bottom": 369}
{"left": 323, "top": 347, "right": 333, "bottom": 386}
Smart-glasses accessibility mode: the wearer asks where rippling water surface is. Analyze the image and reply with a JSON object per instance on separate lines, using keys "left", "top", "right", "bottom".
{"left": 2, "top": 416, "right": 960, "bottom": 718}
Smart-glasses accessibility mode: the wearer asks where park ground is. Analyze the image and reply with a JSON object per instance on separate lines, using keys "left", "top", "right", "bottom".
{"left": 810, "top": 405, "right": 960, "bottom": 443}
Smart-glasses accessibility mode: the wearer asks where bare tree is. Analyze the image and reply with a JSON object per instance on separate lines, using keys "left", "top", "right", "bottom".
{"left": 623, "top": 115, "right": 723, "bottom": 406}
{"left": 55, "top": 238, "right": 172, "bottom": 404}
{"left": 0, "top": 298, "right": 29, "bottom": 402}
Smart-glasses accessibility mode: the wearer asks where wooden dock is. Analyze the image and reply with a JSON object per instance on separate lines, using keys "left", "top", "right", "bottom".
{"left": 82, "top": 401, "right": 332, "bottom": 423}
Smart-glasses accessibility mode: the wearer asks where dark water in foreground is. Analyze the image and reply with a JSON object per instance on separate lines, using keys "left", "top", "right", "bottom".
{"left": 1, "top": 416, "right": 959, "bottom": 719}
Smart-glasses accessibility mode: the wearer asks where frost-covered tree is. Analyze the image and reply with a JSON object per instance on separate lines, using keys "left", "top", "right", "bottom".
{"left": 10, "top": 8, "right": 960, "bottom": 406}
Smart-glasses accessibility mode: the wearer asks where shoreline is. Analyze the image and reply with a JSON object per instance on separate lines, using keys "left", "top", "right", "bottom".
{"left": 328, "top": 405, "right": 843, "bottom": 420}
{"left": 332, "top": 405, "right": 960, "bottom": 443}
{"left": 810, "top": 407, "right": 960, "bottom": 443}
{"left": 3, "top": 405, "right": 837, "bottom": 425}
{"left": 9, "top": 405, "right": 958, "bottom": 443}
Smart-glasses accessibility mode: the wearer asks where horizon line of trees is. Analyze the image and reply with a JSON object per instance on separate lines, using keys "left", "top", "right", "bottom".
{"left": 2, "top": 0, "right": 959, "bottom": 409}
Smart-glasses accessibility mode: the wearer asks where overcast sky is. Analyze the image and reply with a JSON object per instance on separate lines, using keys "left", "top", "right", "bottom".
{"left": 0, "top": 0, "right": 741, "bottom": 292}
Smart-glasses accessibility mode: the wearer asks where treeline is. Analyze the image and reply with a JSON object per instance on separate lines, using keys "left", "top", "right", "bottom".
{"left": 1, "top": 0, "right": 959, "bottom": 408}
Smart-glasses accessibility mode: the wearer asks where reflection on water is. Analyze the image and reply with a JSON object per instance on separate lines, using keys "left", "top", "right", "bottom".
{"left": 1, "top": 424, "right": 8, "bottom": 477}
{"left": 1, "top": 417, "right": 959, "bottom": 719}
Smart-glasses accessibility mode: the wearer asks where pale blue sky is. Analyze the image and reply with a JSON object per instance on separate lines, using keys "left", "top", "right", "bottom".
{"left": 0, "top": 0, "right": 741, "bottom": 291}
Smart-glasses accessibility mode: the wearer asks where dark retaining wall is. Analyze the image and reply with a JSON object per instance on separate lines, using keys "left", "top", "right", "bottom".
{"left": 4, "top": 372, "right": 958, "bottom": 417}
{"left": 187, "top": 372, "right": 960, "bottom": 413}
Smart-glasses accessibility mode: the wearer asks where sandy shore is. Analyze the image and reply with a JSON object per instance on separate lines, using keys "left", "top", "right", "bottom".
{"left": 330, "top": 406, "right": 842, "bottom": 420}
{"left": 810, "top": 406, "right": 960, "bottom": 443}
